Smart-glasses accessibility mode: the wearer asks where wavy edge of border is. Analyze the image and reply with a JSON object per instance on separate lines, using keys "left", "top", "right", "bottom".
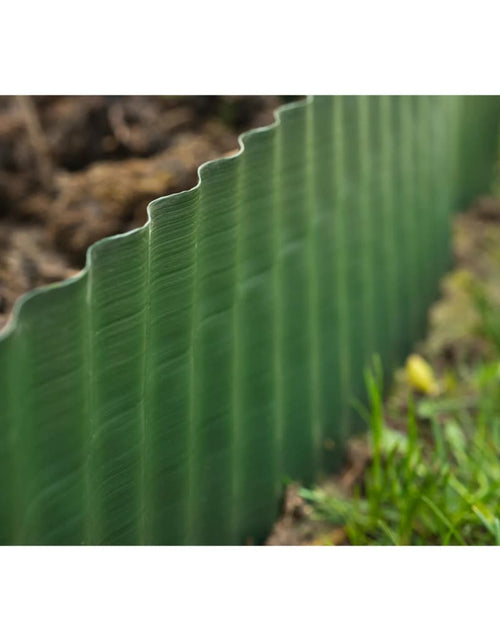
{"left": 0, "top": 95, "right": 312, "bottom": 342}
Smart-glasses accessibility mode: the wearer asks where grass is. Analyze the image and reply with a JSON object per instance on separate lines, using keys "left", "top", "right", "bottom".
{"left": 301, "top": 353, "right": 500, "bottom": 545}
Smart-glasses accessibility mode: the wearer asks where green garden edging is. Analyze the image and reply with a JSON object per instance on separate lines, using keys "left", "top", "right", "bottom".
{"left": 0, "top": 96, "right": 498, "bottom": 544}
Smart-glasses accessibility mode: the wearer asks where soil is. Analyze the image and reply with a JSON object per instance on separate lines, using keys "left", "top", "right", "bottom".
{"left": 422, "top": 195, "right": 500, "bottom": 366}
{"left": 0, "top": 96, "right": 296, "bottom": 330}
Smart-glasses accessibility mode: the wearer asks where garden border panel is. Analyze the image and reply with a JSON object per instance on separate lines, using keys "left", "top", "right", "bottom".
{"left": 0, "top": 96, "right": 498, "bottom": 544}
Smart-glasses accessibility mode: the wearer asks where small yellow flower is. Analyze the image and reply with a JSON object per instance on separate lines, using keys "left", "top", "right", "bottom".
{"left": 405, "top": 354, "right": 439, "bottom": 396}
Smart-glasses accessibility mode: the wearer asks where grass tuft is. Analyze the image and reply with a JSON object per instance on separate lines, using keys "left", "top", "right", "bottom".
{"left": 301, "top": 351, "right": 500, "bottom": 545}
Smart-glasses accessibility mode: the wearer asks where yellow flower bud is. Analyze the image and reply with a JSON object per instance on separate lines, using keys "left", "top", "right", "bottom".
{"left": 405, "top": 354, "right": 439, "bottom": 396}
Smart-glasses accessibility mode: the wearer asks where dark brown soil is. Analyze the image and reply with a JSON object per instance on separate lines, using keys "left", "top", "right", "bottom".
{"left": 0, "top": 96, "right": 295, "bottom": 330}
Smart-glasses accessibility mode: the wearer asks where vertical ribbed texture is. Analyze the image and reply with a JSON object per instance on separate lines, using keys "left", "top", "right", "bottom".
{"left": 310, "top": 97, "right": 344, "bottom": 469}
{"left": 331, "top": 97, "right": 352, "bottom": 445}
{"left": 148, "top": 189, "right": 199, "bottom": 544}
{"left": 0, "top": 333, "right": 22, "bottom": 542}
{"left": 305, "top": 97, "right": 322, "bottom": 469}
{"left": 277, "top": 106, "right": 315, "bottom": 484}
{"left": 457, "top": 96, "right": 500, "bottom": 208}
{"left": 232, "top": 126, "right": 281, "bottom": 543}
{"left": 0, "top": 96, "right": 498, "bottom": 544}
{"left": 190, "top": 157, "right": 240, "bottom": 545}
{"left": 86, "top": 231, "right": 148, "bottom": 544}
{"left": 341, "top": 96, "right": 370, "bottom": 419}
{"left": 371, "top": 96, "right": 397, "bottom": 369}
{"left": 10, "top": 280, "right": 87, "bottom": 544}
